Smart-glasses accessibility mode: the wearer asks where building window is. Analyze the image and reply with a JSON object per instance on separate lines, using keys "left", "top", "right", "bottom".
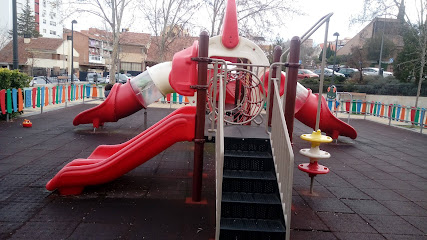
{"left": 43, "top": 19, "right": 46, "bottom": 24}
{"left": 43, "top": 0, "right": 46, "bottom": 7}
{"left": 50, "top": 21, "right": 56, "bottom": 26}
{"left": 50, "top": 30, "right": 56, "bottom": 35}
{"left": 43, "top": 29, "right": 46, "bottom": 33}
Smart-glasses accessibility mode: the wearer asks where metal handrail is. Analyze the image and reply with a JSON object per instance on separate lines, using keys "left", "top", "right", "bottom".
{"left": 281, "top": 12, "right": 334, "bottom": 59}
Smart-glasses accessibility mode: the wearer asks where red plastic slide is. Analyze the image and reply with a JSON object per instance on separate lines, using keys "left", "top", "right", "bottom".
{"left": 295, "top": 89, "right": 357, "bottom": 139}
{"left": 46, "top": 106, "right": 197, "bottom": 195}
{"left": 73, "top": 82, "right": 144, "bottom": 128}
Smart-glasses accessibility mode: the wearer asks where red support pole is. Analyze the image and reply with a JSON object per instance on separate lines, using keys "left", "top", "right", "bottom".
{"left": 284, "top": 36, "right": 301, "bottom": 142}
{"left": 268, "top": 46, "right": 282, "bottom": 127}
{"left": 192, "top": 31, "right": 209, "bottom": 202}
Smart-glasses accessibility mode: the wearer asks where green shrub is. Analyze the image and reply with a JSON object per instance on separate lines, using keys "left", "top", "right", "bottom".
{"left": 0, "top": 68, "right": 31, "bottom": 90}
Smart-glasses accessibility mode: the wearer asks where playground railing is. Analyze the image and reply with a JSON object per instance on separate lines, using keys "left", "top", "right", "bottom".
{"left": 267, "top": 73, "right": 294, "bottom": 240}
{"left": 0, "top": 83, "right": 106, "bottom": 120}
{"left": 214, "top": 60, "right": 226, "bottom": 240}
{"left": 327, "top": 98, "right": 427, "bottom": 134}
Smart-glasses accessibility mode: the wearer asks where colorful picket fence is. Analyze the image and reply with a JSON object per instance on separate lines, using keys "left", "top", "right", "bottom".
{"left": 160, "top": 93, "right": 191, "bottom": 105}
{"left": 0, "top": 84, "right": 105, "bottom": 117}
{"left": 327, "top": 99, "right": 427, "bottom": 129}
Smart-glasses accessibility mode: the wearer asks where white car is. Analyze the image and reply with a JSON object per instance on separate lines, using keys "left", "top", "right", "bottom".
{"left": 105, "top": 75, "right": 110, "bottom": 83}
{"left": 362, "top": 68, "right": 393, "bottom": 77}
{"left": 313, "top": 68, "right": 345, "bottom": 77}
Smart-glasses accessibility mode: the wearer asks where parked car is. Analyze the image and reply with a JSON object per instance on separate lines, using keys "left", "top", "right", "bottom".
{"left": 115, "top": 73, "right": 132, "bottom": 84}
{"left": 297, "top": 69, "right": 319, "bottom": 79}
{"left": 313, "top": 68, "right": 345, "bottom": 77}
{"left": 362, "top": 67, "right": 393, "bottom": 77}
{"left": 338, "top": 68, "right": 359, "bottom": 77}
{"left": 87, "top": 72, "right": 105, "bottom": 84}
{"left": 105, "top": 75, "right": 110, "bottom": 83}
{"left": 30, "top": 76, "right": 51, "bottom": 86}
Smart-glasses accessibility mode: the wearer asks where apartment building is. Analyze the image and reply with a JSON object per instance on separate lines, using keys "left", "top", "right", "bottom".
{"left": 0, "top": 0, "right": 62, "bottom": 38}
{"left": 37, "top": 0, "right": 63, "bottom": 38}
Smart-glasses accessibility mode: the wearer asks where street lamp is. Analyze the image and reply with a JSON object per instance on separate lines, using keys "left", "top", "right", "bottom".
{"left": 331, "top": 32, "right": 340, "bottom": 85}
{"left": 71, "top": 20, "right": 77, "bottom": 85}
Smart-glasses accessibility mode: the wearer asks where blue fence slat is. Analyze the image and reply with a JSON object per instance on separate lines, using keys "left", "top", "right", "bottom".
{"left": 86, "top": 85, "right": 91, "bottom": 98}
{"left": 24, "top": 90, "right": 32, "bottom": 108}
{"left": 396, "top": 105, "right": 401, "bottom": 122}
{"left": 12, "top": 88, "right": 17, "bottom": 112}
{"left": 356, "top": 100, "right": 362, "bottom": 114}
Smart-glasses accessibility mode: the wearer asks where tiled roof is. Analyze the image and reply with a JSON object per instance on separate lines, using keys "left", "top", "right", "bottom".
{"left": 146, "top": 36, "right": 198, "bottom": 63}
{"left": 119, "top": 32, "right": 151, "bottom": 46}
{"left": 78, "top": 28, "right": 151, "bottom": 46}
{"left": 0, "top": 38, "right": 63, "bottom": 63}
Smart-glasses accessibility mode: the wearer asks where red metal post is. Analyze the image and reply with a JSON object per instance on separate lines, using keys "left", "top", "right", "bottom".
{"left": 268, "top": 46, "right": 282, "bottom": 127}
{"left": 284, "top": 36, "right": 301, "bottom": 142}
{"left": 192, "top": 31, "right": 209, "bottom": 202}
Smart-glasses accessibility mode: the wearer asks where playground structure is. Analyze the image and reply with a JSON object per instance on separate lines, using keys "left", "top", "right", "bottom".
{"left": 46, "top": 1, "right": 358, "bottom": 239}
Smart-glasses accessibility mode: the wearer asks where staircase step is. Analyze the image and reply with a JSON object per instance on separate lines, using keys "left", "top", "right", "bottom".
{"left": 222, "top": 192, "right": 280, "bottom": 204}
{"left": 222, "top": 176, "right": 278, "bottom": 194}
{"left": 223, "top": 170, "right": 276, "bottom": 180}
{"left": 224, "top": 150, "right": 272, "bottom": 159}
{"left": 221, "top": 193, "right": 283, "bottom": 220}
{"left": 220, "top": 218, "right": 286, "bottom": 240}
{"left": 221, "top": 218, "right": 285, "bottom": 232}
{"left": 224, "top": 138, "right": 271, "bottom": 153}
{"left": 224, "top": 153, "right": 274, "bottom": 172}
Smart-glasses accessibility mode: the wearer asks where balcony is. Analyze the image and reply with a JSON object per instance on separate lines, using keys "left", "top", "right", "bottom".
{"left": 89, "top": 54, "right": 103, "bottom": 64}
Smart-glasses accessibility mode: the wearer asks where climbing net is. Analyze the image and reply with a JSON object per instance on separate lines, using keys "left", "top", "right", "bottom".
{"left": 207, "top": 64, "right": 266, "bottom": 125}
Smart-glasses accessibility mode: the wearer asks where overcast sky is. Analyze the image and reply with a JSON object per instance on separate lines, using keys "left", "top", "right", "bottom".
{"left": 67, "top": 0, "right": 421, "bottom": 46}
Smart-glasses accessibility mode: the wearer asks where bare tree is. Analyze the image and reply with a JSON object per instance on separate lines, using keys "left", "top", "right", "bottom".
{"left": 139, "top": 0, "right": 201, "bottom": 62}
{"left": 352, "top": 0, "right": 406, "bottom": 22}
{"left": 202, "top": 0, "right": 300, "bottom": 38}
{"left": 64, "top": 0, "right": 132, "bottom": 83}
{"left": 348, "top": 46, "right": 369, "bottom": 83}
{"left": 0, "top": 25, "right": 11, "bottom": 50}
{"left": 354, "top": 0, "right": 426, "bottom": 110}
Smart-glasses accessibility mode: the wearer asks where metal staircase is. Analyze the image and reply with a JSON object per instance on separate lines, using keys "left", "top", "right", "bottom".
{"left": 219, "top": 137, "right": 286, "bottom": 240}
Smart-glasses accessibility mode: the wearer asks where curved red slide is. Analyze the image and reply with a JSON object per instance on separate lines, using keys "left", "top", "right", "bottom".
{"left": 73, "top": 82, "right": 144, "bottom": 128}
{"left": 295, "top": 89, "right": 357, "bottom": 139}
{"left": 46, "top": 106, "right": 197, "bottom": 195}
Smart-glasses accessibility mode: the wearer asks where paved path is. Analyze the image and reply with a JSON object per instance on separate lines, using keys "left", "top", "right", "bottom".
{"left": 0, "top": 101, "right": 426, "bottom": 239}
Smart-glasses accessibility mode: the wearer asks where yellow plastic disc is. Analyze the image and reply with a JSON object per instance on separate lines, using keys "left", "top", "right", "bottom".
{"left": 300, "top": 129, "right": 333, "bottom": 143}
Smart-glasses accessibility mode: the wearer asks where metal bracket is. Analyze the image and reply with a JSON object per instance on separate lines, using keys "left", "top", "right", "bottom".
{"left": 285, "top": 63, "right": 300, "bottom": 68}
{"left": 190, "top": 85, "right": 208, "bottom": 90}
{"left": 194, "top": 138, "right": 206, "bottom": 143}
{"left": 191, "top": 57, "right": 212, "bottom": 63}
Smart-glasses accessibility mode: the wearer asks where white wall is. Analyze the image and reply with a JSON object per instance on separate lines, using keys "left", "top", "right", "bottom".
{"left": 331, "top": 93, "right": 427, "bottom": 108}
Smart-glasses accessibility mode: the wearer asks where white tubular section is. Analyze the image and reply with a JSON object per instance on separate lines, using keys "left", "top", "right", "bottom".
{"left": 147, "top": 61, "right": 174, "bottom": 95}
{"left": 209, "top": 36, "right": 269, "bottom": 66}
{"left": 270, "top": 79, "right": 294, "bottom": 240}
{"left": 129, "top": 62, "right": 173, "bottom": 107}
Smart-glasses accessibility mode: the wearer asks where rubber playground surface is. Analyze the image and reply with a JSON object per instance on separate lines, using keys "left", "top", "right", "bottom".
{"left": 0, "top": 103, "right": 426, "bottom": 239}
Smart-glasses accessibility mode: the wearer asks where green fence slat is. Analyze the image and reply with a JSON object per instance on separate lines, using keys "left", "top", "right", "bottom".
{"left": 351, "top": 100, "right": 356, "bottom": 113}
{"left": 71, "top": 85, "right": 74, "bottom": 101}
{"left": 415, "top": 107, "right": 420, "bottom": 124}
{"left": 391, "top": 104, "right": 396, "bottom": 119}
{"left": 6, "top": 89, "right": 12, "bottom": 114}
{"left": 37, "top": 87, "right": 41, "bottom": 108}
